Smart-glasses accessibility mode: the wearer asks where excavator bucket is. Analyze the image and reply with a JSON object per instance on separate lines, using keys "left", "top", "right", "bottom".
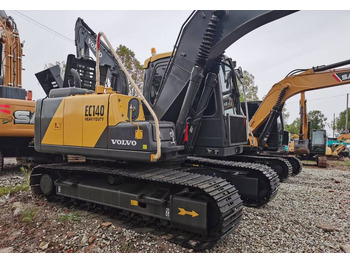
{"left": 294, "top": 139, "right": 310, "bottom": 155}
{"left": 35, "top": 65, "right": 63, "bottom": 96}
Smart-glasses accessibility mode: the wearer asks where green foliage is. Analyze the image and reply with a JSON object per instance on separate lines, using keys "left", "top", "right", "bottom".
{"left": 0, "top": 167, "right": 30, "bottom": 197}
{"left": 282, "top": 106, "right": 290, "bottom": 123}
{"left": 0, "top": 184, "right": 29, "bottom": 197}
{"left": 345, "top": 160, "right": 350, "bottom": 167}
{"left": 59, "top": 212, "right": 82, "bottom": 222}
{"left": 308, "top": 110, "right": 327, "bottom": 130}
{"left": 285, "top": 117, "right": 300, "bottom": 135}
{"left": 21, "top": 166, "right": 30, "bottom": 184}
{"left": 237, "top": 70, "right": 259, "bottom": 102}
{"left": 116, "top": 44, "right": 144, "bottom": 96}
{"left": 22, "top": 208, "right": 37, "bottom": 223}
{"left": 286, "top": 110, "right": 327, "bottom": 136}
{"left": 335, "top": 109, "right": 350, "bottom": 134}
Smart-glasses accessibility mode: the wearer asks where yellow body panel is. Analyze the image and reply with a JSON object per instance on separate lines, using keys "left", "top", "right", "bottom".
{"left": 81, "top": 95, "right": 109, "bottom": 147}
{"left": 108, "top": 94, "right": 145, "bottom": 126}
{"left": 64, "top": 97, "right": 83, "bottom": 146}
{"left": 42, "top": 93, "right": 145, "bottom": 148}
{"left": 0, "top": 98, "right": 35, "bottom": 137}
{"left": 325, "top": 146, "right": 332, "bottom": 156}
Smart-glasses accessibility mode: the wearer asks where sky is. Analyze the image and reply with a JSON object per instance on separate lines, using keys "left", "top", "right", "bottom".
{"left": 3, "top": 2, "right": 350, "bottom": 137}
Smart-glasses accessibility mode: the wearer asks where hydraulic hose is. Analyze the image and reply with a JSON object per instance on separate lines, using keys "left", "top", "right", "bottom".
{"left": 95, "top": 32, "right": 161, "bottom": 162}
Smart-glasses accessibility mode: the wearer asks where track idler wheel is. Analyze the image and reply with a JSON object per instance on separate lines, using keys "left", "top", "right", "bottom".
{"left": 286, "top": 157, "right": 302, "bottom": 176}
{"left": 270, "top": 162, "right": 289, "bottom": 182}
{"left": 40, "top": 174, "right": 56, "bottom": 196}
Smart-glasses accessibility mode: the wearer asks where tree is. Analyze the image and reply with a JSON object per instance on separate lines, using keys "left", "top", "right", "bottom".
{"left": 285, "top": 117, "right": 300, "bottom": 135}
{"left": 282, "top": 106, "right": 289, "bottom": 124}
{"left": 237, "top": 70, "right": 259, "bottom": 102}
{"left": 335, "top": 109, "right": 350, "bottom": 134}
{"left": 116, "top": 44, "right": 144, "bottom": 96}
{"left": 285, "top": 110, "right": 327, "bottom": 137}
{"left": 308, "top": 110, "right": 327, "bottom": 130}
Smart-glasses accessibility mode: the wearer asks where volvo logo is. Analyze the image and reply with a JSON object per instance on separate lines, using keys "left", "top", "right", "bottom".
{"left": 88, "top": 38, "right": 103, "bottom": 58}
{"left": 111, "top": 139, "right": 137, "bottom": 146}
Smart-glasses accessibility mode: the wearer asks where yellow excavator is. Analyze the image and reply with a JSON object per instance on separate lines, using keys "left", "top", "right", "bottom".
{"left": 0, "top": 10, "right": 35, "bottom": 170}
{"left": 326, "top": 133, "right": 350, "bottom": 159}
{"left": 240, "top": 59, "right": 350, "bottom": 170}
{"left": 31, "top": 11, "right": 297, "bottom": 249}
{"left": 293, "top": 92, "right": 328, "bottom": 167}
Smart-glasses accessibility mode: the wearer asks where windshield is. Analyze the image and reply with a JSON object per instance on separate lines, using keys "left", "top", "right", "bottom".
{"left": 312, "top": 130, "right": 325, "bottom": 145}
{"left": 219, "top": 60, "right": 241, "bottom": 116}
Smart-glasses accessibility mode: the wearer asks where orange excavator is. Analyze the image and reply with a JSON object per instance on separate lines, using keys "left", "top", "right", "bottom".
{"left": 239, "top": 59, "right": 350, "bottom": 171}
{"left": 294, "top": 92, "right": 328, "bottom": 167}
{"left": 0, "top": 11, "right": 60, "bottom": 171}
{"left": 0, "top": 10, "right": 36, "bottom": 170}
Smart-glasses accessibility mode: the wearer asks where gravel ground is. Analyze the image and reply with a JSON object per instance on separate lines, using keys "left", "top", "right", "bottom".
{"left": 0, "top": 158, "right": 349, "bottom": 253}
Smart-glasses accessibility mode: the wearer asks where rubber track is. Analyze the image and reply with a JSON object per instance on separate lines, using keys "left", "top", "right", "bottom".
{"left": 280, "top": 155, "right": 302, "bottom": 176}
{"left": 30, "top": 162, "right": 243, "bottom": 250}
{"left": 227, "top": 154, "right": 292, "bottom": 182}
{"left": 186, "top": 156, "right": 280, "bottom": 206}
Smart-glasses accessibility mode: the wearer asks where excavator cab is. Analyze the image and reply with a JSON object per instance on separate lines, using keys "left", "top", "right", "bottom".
{"left": 293, "top": 130, "right": 327, "bottom": 156}
{"left": 143, "top": 52, "right": 172, "bottom": 106}
{"left": 242, "top": 100, "right": 289, "bottom": 152}
{"left": 310, "top": 130, "right": 327, "bottom": 155}
{"left": 144, "top": 52, "right": 247, "bottom": 157}
{"left": 192, "top": 57, "right": 247, "bottom": 155}
{"left": 220, "top": 58, "right": 240, "bottom": 116}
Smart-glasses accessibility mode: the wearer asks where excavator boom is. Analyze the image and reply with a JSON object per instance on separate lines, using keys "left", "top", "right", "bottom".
{"left": 249, "top": 59, "right": 350, "bottom": 147}
{"left": 75, "top": 18, "right": 128, "bottom": 94}
{"left": 152, "top": 10, "right": 297, "bottom": 122}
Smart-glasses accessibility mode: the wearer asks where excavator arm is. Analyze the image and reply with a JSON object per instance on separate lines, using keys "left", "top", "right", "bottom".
{"left": 249, "top": 59, "right": 350, "bottom": 147}
{"left": 338, "top": 133, "right": 350, "bottom": 141}
{"left": 299, "top": 92, "right": 308, "bottom": 140}
{"left": 74, "top": 18, "right": 128, "bottom": 94}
